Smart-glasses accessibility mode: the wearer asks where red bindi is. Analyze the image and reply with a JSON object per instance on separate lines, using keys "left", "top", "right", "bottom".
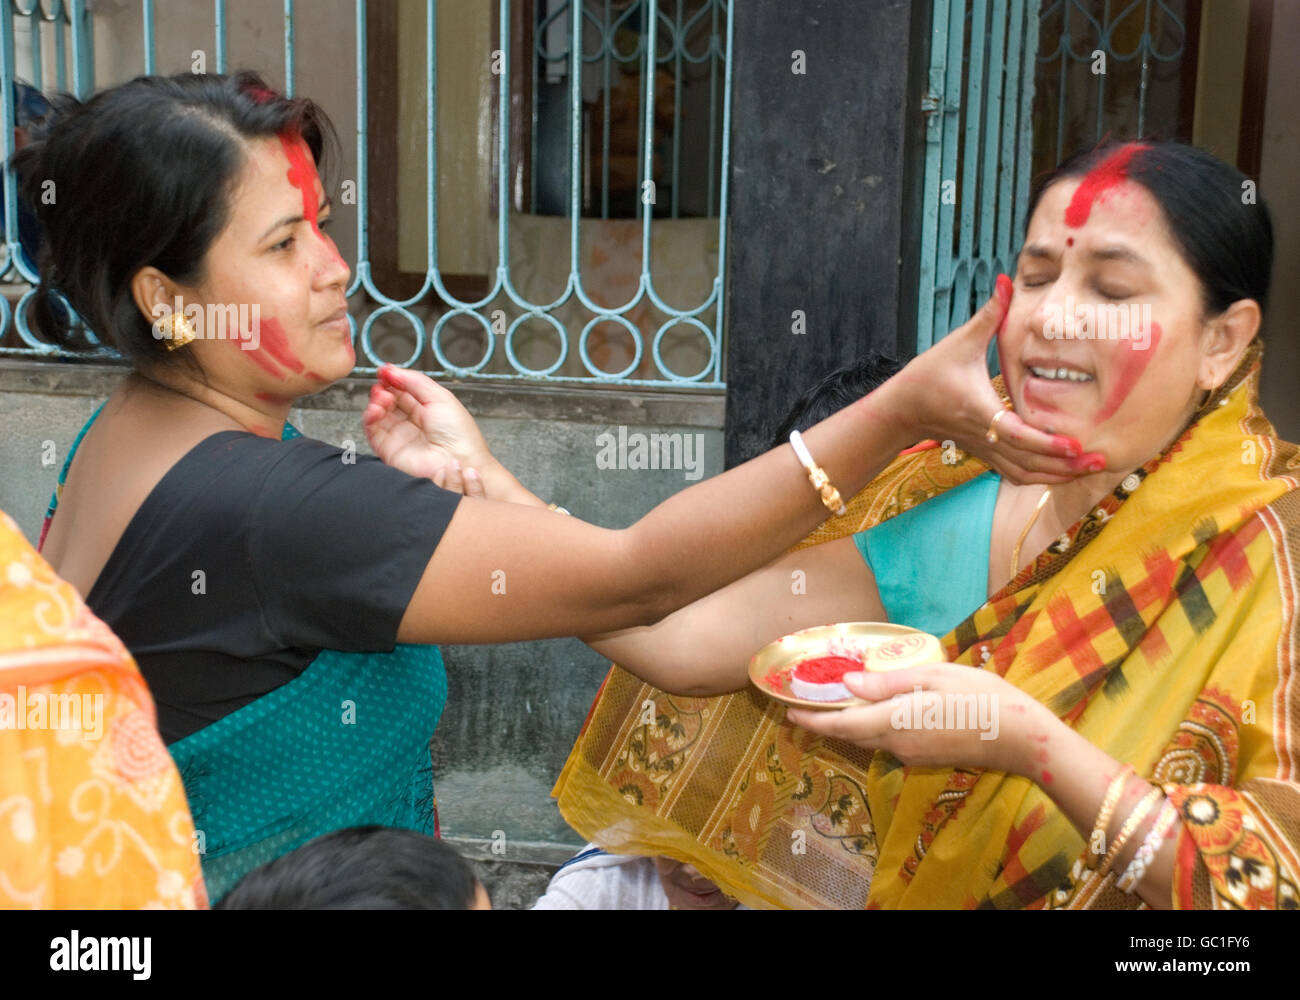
{"left": 1066, "top": 237, "right": 1074, "bottom": 247}
{"left": 1064, "top": 144, "right": 1150, "bottom": 228}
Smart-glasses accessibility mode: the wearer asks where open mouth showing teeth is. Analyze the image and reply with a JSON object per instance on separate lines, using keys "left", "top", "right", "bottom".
{"left": 1029, "top": 366, "right": 1094, "bottom": 383}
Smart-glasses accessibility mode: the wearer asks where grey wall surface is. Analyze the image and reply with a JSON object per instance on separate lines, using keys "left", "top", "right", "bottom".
{"left": 0, "top": 359, "right": 724, "bottom": 906}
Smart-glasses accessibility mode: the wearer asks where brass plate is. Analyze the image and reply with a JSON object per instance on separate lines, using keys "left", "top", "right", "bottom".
{"left": 748, "top": 622, "right": 944, "bottom": 711}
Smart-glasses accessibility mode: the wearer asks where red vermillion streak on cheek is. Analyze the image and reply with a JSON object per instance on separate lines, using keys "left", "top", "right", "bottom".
{"left": 994, "top": 272, "right": 1013, "bottom": 381}
{"left": 244, "top": 346, "right": 283, "bottom": 378}
{"left": 1064, "top": 144, "right": 1148, "bottom": 228}
{"left": 258, "top": 317, "right": 305, "bottom": 375}
{"left": 1095, "top": 322, "right": 1162, "bottom": 423}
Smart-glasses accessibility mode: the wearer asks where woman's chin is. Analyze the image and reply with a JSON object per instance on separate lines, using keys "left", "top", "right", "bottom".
{"left": 1013, "top": 395, "right": 1091, "bottom": 440}
{"left": 307, "top": 347, "right": 356, "bottom": 387}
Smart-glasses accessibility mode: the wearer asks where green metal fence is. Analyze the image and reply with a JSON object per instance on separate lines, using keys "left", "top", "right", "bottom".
{"left": 917, "top": 0, "right": 1041, "bottom": 353}
{"left": 0, "top": 0, "right": 732, "bottom": 386}
{"left": 918, "top": 0, "right": 1192, "bottom": 351}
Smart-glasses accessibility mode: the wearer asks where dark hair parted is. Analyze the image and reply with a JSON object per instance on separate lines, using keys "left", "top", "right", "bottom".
{"left": 9, "top": 71, "right": 339, "bottom": 369}
{"left": 1027, "top": 140, "right": 1273, "bottom": 321}
{"left": 213, "top": 826, "right": 482, "bottom": 910}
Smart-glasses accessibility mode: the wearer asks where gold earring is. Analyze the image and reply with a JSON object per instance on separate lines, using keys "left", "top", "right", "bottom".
{"left": 159, "top": 312, "right": 197, "bottom": 351}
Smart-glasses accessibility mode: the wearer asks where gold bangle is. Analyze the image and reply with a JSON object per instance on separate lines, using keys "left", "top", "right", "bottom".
{"left": 546, "top": 502, "right": 571, "bottom": 516}
{"left": 788, "top": 430, "right": 847, "bottom": 516}
{"left": 1099, "top": 785, "right": 1163, "bottom": 880}
{"left": 1088, "top": 764, "right": 1134, "bottom": 868}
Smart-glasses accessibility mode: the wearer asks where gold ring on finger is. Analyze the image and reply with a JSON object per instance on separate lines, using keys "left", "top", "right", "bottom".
{"left": 985, "top": 407, "right": 1011, "bottom": 444}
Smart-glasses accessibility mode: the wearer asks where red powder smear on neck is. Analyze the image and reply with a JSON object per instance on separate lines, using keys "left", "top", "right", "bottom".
{"left": 792, "top": 655, "right": 862, "bottom": 684}
{"left": 1064, "top": 144, "right": 1149, "bottom": 228}
{"left": 255, "top": 392, "right": 293, "bottom": 405}
{"left": 1096, "top": 322, "right": 1162, "bottom": 422}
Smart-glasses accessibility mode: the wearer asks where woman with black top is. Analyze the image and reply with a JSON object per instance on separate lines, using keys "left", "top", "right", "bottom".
{"left": 19, "top": 71, "right": 1087, "bottom": 900}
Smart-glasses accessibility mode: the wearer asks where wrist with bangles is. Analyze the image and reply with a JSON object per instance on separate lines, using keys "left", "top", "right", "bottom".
{"left": 1087, "top": 765, "right": 1172, "bottom": 893}
{"left": 789, "top": 430, "right": 847, "bottom": 517}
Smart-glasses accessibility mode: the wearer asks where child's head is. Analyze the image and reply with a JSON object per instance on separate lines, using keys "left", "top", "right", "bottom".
{"left": 215, "top": 826, "right": 490, "bottom": 910}
{"left": 652, "top": 857, "right": 740, "bottom": 910}
{"left": 769, "top": 353, "right": 905, "bottom": 448}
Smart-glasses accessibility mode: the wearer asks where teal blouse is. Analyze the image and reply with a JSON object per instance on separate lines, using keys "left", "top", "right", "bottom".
{"left": 852, "top": 471, "right": 1001, "bottom": 637}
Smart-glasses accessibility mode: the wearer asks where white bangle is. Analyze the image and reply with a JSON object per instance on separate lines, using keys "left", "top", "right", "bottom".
{"left": 1117, "top": 797, "right": 1178, "bottom": 893}
{"left": 789, "top": 430, "right": 847, "bottom": 516}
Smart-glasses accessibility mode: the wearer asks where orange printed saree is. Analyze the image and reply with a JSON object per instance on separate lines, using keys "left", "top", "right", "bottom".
{"left": 554, "top": 342, "right": 1300, "bottom": 909}
{"left": 0, "top": 510, "right": 206, "bottom": 909}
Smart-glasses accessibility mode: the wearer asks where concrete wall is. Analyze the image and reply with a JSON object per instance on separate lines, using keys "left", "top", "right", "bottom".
{"left": 0, "top": 359, "right": 724, "bottom": 907}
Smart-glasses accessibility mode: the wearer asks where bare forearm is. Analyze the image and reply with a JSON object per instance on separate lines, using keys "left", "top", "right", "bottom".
{"left": 584, "top": 538, "right": 883, "bottom": 696}
{"left": 479, "top": 456, "right": 547, "bottom": 507}
{"left": 624, "top": 385, "right": 910, "bottom": 621}
{"left": 1010, "top": 709, "right": 1176, "bottom": 909}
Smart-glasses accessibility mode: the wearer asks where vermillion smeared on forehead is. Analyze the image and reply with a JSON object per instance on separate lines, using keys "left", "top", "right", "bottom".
{"left": 279, "top": 132, "right": 321, "bottom": 237}
{"left": 1057, "top": 143, "right": 1160, "bottom": 425}
{"left": 278, "top": 130, "right": 347, "bottom": 274}
{"left": 1064, "top": 143, "right": 1150, "bottom": 228}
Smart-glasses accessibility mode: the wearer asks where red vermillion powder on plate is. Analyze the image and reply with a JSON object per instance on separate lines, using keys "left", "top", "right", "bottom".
{"left": 792, "top": 655, "right": 862, "bottom": 683}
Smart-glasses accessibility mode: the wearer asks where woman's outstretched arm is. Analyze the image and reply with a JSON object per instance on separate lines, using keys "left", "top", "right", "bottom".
{"left": 579, "top": 535, "right": 881, "bottom": 696}
{"left": 394, "top": 283, "right": 1095, "bottom": 647}
{"left": 395, "top": 380, "right": 907, "bottom": 644}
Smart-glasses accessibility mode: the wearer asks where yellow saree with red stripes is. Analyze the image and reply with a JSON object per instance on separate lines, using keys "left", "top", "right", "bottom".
{"left": 553, "top": 342, "right": 1300, "bottom": 909}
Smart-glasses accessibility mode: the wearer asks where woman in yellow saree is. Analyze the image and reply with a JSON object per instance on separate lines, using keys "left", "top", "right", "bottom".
{"left": 369, "top": 139, "right": 1295, "bottom": 908}
{"left": 0, "top": 509, "right": 205, "bottom": 908}
{"left": 547, "top": 140, "right": 1298, "bottom": 909}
